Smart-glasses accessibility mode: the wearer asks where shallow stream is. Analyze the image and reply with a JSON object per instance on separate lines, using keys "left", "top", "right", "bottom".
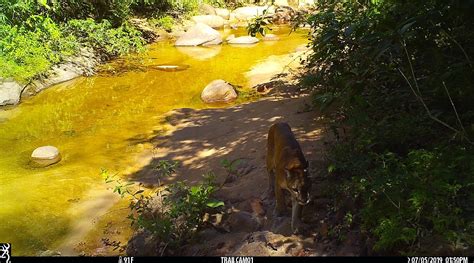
{"left": 0, "top": 27, "right": 307, "bottom": 255}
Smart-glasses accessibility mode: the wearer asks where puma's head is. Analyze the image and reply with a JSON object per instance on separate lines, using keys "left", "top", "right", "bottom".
{"left": 285, "top": 158, "right": 311, "bottom": 205}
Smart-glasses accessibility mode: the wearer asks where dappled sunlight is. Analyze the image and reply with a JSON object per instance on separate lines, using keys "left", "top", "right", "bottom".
{"left": 128, "top": 95, "right": 324, "bottom": 188}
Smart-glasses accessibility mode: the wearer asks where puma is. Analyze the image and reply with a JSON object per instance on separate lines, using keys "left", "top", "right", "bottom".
{"left": 266, "top": 122, "right": 311, "bottom": 232}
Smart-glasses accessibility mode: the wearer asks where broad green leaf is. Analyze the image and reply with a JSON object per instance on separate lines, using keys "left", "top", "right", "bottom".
{"left": 207, "top": 200, "right": 224, "bottom": 208}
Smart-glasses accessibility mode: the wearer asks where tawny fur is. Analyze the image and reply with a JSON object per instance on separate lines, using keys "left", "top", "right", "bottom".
{"left": 266, "top": 122, "right": 311, "bottom": 232}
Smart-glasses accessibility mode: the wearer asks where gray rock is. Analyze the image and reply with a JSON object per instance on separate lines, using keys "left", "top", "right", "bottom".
{"left": 175, "top": 23, "right": 222, "bottom": 47}
{"left": 228, "top": 36, "right": 259, "bottom": 45}
{"left": 201, "top": 80, "right": 238, "bottom": 103}
{"left": 198, "top": 3, "right": 216, "bottom": 15}
{"left": 192, "top": 15, "right": 225, "bottom": 29}
{"left": 0, "top": 79, "right": 23, "bottom": 106}
{"left": 31, "top": 146, "right": 61, "bottom": 167}
{"left": 232, "top": 231, "right": 306, "bottom": 256}
{"left": 126, "top": 229, "right": 161, "bottom": 256}
{"left": 215, "top": 8, "right": 231, "bottom": 20}
{"left": 152, "top": 64, "right": 190, "bottom": 72}
{"left": 226, "top": 211, "right": 261, "bottom": 232}
{"left": 22, "top": 48, "right": 99, "bottom": 98}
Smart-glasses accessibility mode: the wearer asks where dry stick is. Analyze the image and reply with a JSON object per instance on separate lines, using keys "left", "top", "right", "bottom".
{"left": 442, "top": 81, "right": 473, "bottom": 144}
{"left": 441, "top": 30, "right": 473, "bottom": 69}
{"left": 403, "top": 40, "right": 423, "bottom": 96}
{"left": 398, "top": 68, "right": 459, "bottom": 135}
{"left": 402, "top": 40, "right": 473, "bottom": 144}
{"left": 399, "top": 42, "right": 468, "bottom": 140}
{"left": 452, "top": 38, "right": 473, "bottom": 69}
{"left": 160, "top": 242, "right": 169, "bottom": 257}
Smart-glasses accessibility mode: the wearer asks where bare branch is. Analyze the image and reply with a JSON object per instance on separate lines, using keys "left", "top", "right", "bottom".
{"left": 441, "top": 30, "right": 473, "bottom": 69}
{"left": 399, "top": 42, "right": 473, "bottom": 144}
{"left": 398, "top": 68, "right": 459, "bottom": 134}
{"left": 442, "top": 81, "right": 472, "bottom": 144}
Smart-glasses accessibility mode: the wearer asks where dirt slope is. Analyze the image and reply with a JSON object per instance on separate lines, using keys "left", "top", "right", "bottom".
{"left": 127, "top": 76, "right": 363, "bottom": 256}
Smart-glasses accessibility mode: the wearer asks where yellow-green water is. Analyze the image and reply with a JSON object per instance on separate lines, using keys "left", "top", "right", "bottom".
{"left": 0, "top": 27, "right": 307, "bottom": 255}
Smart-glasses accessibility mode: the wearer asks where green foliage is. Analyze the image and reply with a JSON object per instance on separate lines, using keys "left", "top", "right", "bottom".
{"left": 220, "top": 158, "right": 240, "bottom": 175}
{"left": 63, "top": 19, "right": 145, "bottom": 59}
{"left": 0, "top": 15, "right": 145, "bottom": 82}
{"left": 151, "top": 15, "right": 175, "bottom": 32}
{"left": 102, "top": 162, "right": 224, "bottom": 253}
{"left": 154, "top": 159, "right": 179, "bottom": 176}
{"left": 304, "top": 0, "right": 474, "bottom": 254}
{"left": 247, "top": 9, "right": 272, "bottom": 37}
{"left": 0, "top": 15, "right": 76, "bottom": 82}
{"left": 0, "top": 0, "right": 48, "bottom": 25}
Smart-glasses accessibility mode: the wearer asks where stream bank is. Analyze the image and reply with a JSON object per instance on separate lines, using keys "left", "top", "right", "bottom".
{"left": 0, "top": 2, "right": 312, "bottom": 108}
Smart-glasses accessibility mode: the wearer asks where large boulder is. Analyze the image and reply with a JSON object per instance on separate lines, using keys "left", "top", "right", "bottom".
{"left": 231, "top": 6, "right": 274, "bottom": 21}
{"left": 215, "top": 8, "right": 231, "bottom": 20}
{"left": 22, "top": 48, "right": 99, "bottom": 98}
{"left": 201, "top": 80, "right": 238, "bottom": 103}
{"left": 0, "top": 78, "right": 23, "bottom": 106}
{"left": 198, "top": 3, "right": 216, "bottom": 15}
{"left": 191, "top": 15, "right": 225, "bottom": 29}
{"left": 31, "top": 146, "right": 61, "bottom": 167}
{"left": 228, "top": 36, "right": 259, "bottom": 45}
{"left": 175, "top": 23, "right": 222, "bottom": 47}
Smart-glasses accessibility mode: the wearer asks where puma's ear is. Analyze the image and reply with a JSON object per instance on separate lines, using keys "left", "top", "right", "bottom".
{"left": 285, "top": 169, "right": 291, "bottom": 180}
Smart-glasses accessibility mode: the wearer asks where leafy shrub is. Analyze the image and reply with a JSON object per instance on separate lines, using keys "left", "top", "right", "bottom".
{"left": 151, "top": 15, "right": 175, "bottom": 32}
{"left": 63, "top": 19, "right": 145, "bottom": 59}
{"left": 0, "top": 15, "right": 76, "bottom": 82}
{"left": 247, "top": 10, "right": 272, "bottom": 37}
{"left": 102, "top": 162, "right": 224, "bottom": 254}
{"left": 0, "top": 0, "right": 49, "bottom": 25}
{"left": 304, "top": 0, "right": 474, "bottom": 254}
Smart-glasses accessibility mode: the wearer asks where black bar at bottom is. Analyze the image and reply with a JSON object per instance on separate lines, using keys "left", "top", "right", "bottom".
{"left": 9, "top": 257, "right": 473, "bottom": 263}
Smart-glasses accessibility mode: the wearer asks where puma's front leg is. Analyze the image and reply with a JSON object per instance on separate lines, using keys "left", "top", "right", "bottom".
{"left": 291, "top": 198, "right": 303, "bottom": 233}
{"left": 267, "top": 169, "right": 275, "bottom": 196}
{"left": 274, "top": 181, "right": 286, "bottom": 217}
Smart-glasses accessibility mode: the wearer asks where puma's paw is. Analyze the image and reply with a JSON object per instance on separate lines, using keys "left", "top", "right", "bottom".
{"left": 291, "top": 221, "right": 309, "bottom": 235}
